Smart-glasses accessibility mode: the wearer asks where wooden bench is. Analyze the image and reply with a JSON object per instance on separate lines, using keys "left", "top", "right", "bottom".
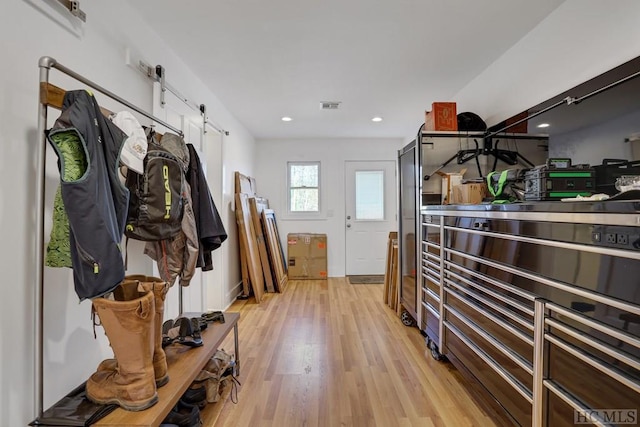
{"left": 94, "top": 312, "right": 240, "bottom": 426}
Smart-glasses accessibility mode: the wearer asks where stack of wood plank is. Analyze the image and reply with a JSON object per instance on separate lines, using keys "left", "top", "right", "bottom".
{"left": 234, "top": 172, "right": 288, "bottom": 302}
{"left": 383, "top": 232, "right": 399, "bottom": 312}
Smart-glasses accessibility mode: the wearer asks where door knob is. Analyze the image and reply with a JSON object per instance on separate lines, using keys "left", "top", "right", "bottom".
{"left": 346, "top": 224, "right": 351, "bottom": 228}
{"left": 347, "top": 215, "right": 351, "bottom": 220}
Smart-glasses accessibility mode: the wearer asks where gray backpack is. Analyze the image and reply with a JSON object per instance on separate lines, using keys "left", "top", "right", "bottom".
{"left": 124, "top": 131, "right": 186, "bottom": 241}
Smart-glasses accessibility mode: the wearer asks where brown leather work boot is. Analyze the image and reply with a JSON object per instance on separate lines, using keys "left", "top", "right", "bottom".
{"left": 97, "top": 275, "right": 170, "bottom": 387}
{"left": 86, "top": 284, "right": 157, "bottom": 411}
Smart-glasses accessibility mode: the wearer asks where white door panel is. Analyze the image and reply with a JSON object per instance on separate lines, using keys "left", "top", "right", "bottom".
{"left": 345, "top": 161, "right": 397, "bottom": 275}
{"left": 203, "top": 125, "right": 225, "bottom": 311}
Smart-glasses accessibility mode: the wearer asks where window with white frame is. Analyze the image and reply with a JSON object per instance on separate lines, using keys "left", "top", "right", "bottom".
{"left": 355, "top": 170, "right": 385, "bottom": 220}
{"left": 288, "top": 161, "right": 320, "bottom": 213}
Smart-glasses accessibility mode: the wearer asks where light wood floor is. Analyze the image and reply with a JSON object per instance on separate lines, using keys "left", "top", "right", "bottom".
{"left": 212, "top": 278, "right": 498, "bottom": 427}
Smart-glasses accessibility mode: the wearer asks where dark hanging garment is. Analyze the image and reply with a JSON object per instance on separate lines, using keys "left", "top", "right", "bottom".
{"left": 185, "top": 144, "right": 227, "bottom": 270}
{"left": 47, "top": 90, "right": 129, "bottom": 300}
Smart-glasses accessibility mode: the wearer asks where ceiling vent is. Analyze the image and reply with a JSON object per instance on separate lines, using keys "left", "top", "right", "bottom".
{"left": 320, "top": 101, "right": 341, "bottom": 110}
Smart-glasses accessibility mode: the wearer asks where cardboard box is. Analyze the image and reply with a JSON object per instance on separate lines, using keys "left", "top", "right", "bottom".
{"left": 452, "top": 182, "right": 489, "bottom": 204}
{"left": 425, "top": 102, "right": 458, "bottom": 131}
{"left": 437, "top": 169, "right": 466, "bottom": 204}
{"left": 287, "top": 233, "right": 327, "bottom": 279}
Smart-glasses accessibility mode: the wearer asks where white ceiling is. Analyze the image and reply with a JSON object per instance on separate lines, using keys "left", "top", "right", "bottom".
{"left": 128, "top": 0, "right": 565, "bottom": 140}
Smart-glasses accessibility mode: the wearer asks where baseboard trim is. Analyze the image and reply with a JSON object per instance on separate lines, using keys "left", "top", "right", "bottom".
{"left": 224, "top": 281, "right": 244, "bottom": 310}
{"left": 204, "top": 281, "right": 245, "bottom": 312}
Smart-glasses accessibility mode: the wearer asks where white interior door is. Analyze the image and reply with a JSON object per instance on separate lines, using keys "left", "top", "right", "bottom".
{"left": 202, "top": 124, "right": 225, "bottom": 311}
{"left": 152, "top": 83, "right": 212, "bottom": 317}
{"left": 345, "top": 161, "right": 397, "bottom": 275}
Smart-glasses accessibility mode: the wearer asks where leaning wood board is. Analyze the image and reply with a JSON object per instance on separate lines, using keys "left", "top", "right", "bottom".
{"left": 249, "top": 197, "right": 275, "bottom": 292}
{"left": 389, "top": 240, "right": 399, "bottom": 311}
{"left": 94, "top": 313, "right": 240, "bottom": 427}
{"left": 238, "top": 237, "right": 251, "bottom": 297}
{"left": 267, "top": 209, "right": 287, "bottom": 275}
{"left": 234, "top": 171, "right": 255, "bottom": 196}
{"left": 235, "top": 193, "right": 265, "bottom": 303}
{"left": 383, "top": 232, "right": 396, "bottom": 305}
{"left": 261, "top": 209, "right": 288, "bottom": 292}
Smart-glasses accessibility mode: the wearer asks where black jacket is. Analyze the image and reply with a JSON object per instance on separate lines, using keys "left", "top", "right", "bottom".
{"left": 47, "top": 90, "right": 128, "bottom": 300}
{"left": 185, "top": 144, "right": 227, "bottom": 270}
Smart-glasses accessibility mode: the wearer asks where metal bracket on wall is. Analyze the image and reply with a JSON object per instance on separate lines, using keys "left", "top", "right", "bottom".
{"left": 155, "top": 65, "right": 167, "bottom": 107}
{"left": 200, "top": 103, "right": 208, "bottom": 133}
{"left": 56, "top": 0, "right": 86, "bottom": 22}
{"left": 200, "top": 104, "right": 230, "bottom": 135}
{"left": 155, "top": 64, "right": 204, "bottom": 114}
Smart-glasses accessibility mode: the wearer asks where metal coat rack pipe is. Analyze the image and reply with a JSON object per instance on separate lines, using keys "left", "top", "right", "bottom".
{"left": 35, "top": 56, "right": 185, "bottom": 418}
{"left": 486, "top": 68, "right": 640, "bottom": 138}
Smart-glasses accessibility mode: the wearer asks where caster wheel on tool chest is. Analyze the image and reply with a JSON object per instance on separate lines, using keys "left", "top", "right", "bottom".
{"left": 401, "top": 310, "right": 416, "bottom": 327}
{"left": 429, "top": 340, "right": 444, "bottom": 361}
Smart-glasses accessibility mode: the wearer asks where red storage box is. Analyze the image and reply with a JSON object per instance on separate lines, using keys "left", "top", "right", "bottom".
{"left": 425, "top": 102, "right": 457, "bottom": 131}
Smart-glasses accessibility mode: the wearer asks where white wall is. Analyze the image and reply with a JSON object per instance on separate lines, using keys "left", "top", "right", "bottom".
{"left": 0, "top": 1, "right": 254, "bottom": 424}
{"left": 255, "top": 138, "right": 404, "bottom": 277}
{"left": 453, "top": 0, "right": 640, "bottom": 129}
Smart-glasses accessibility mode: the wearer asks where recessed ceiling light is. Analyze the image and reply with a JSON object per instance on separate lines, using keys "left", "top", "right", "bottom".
{"left": 537, "top": 123, "right": 550, "bottom": 128}
{"left": 281, "top": 116, "right": 292, "bottom": 122}
{"left": 371, "top": 117, "right": 383, "bottom": 122}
